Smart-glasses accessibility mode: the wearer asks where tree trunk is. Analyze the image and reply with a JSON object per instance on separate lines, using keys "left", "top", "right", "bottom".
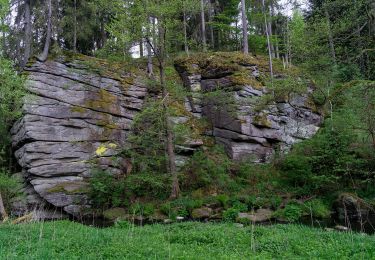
{"left": 73, "top": 0, "right": 77, "bottom": 52}
{"left": 147, "top": 17, "right": 153, "bottom": 77}
{"left": 183, "top": 9, "right": 189, "bottom": 55}
{"left": 139, "top": 40, "right": 144, "bottom": 57}
{"left": 207, "top": 0, "right": 214, "bottom": 49}
{"left": 37, "top": 0, "right": 52, "bottom": 62}
{"left": 324, "top": 5, "right": 336, "bottom": 65}
{"left": 262, "top": 0, "right": 273, "bottom": 80}
{"left": 241, "top": 0, "right": 249, "bottom": 54}
{"left": 22, "top": 0, "right": 32, "bottom": 68}
{"left": 158, "top": 24, "right": 180, "bottom": 199}
{"left": 0, "top": 192, "right": 8, "bottom": 222}
{"left": 200, "top": 0, "right": 207, "bottom": 52}
{"left": 268, "top": 4, "right": 275, "bottom": 58}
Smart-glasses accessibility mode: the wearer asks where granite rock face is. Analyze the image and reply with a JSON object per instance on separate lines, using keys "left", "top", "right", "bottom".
{"left": 175, "top": 53, "right": 323, "bottom": 162}
{"left": 11, "top": 57, "right": 147, "bottom": 216}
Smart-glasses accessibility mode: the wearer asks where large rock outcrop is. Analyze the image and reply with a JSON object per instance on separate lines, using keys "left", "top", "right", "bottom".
{"left": 11, "top": 55, "right": 147, "bottom": 216}
{"left": 175, "top": 52, "right": 323, "bottom": 162}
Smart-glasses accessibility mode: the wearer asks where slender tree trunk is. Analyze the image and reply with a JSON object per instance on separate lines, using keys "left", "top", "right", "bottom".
{"left": 73, "top": 0, "right": 77, "bottom": 52}
{"left": 183, "top": 9, "right": 189, "bottom": 55}
{"left": 241, "top": 0, "right": 249, "bottom": 54}
{"left": 2, "top": 18, "right": 6, "bottom": 54}
{"left": 22, "top": 0, "right": 32, "bottom": 68}
{"left": 200, "top": 0, "right": 207, "bottom": 52}
{"left": 37, "top": 0, "right": 52, "bottom": 62}
{"left": 0, "top": 192, "right": 8, "bottom": 222}
{"left": 275, "top": 29, "right": 280, "bottom": 59}
{"left": 324, "top": 5, "right": 336, "bottom": 65}
{"left": 147, "top": 17, "right": 153, "bottom": 77}
{"left": 262, "top": 0, "right": 273, "bottom": 81}
{"left": 139, "top": 41, "right": 144, "bottom": 57}
{"left": 158, "top": 24, "right": 179, "bottom": 199}
{"left": 207, "top": 0, "right": 214, "bottom": 49}
{"left": 268, "top": 5, "right": 275, "bottom": 58}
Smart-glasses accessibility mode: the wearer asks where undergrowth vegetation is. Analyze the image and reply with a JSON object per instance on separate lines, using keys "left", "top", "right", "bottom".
{"left": 0, "top": 221, "right": 374, "bottom": 259}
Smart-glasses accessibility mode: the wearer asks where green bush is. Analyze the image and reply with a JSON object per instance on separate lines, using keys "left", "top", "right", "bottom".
{"left": 302, "top": 199, "right": 331, "bottom": 219}
{"left": 0, "top": 58, "right": 25, "bottom": 169}
{"left": 223, "top": 201, "right": 248, "bottom": 222}
{"left": 89, "top": 169, "right": 128, "bottom": 208}
{"left": 124, "top": 173, "right": 170, "bottom": 199}
{"left": 129, "top": 202, "right": 155, "bottom": 217}
{"left": 182, "top": 146, "right": 232, "bottom": 191}
{"left": 0, "top": 171, "right": 22, "bottom": 211}
{"left": 274, "top": 202, "right": 303, "bottom": 222}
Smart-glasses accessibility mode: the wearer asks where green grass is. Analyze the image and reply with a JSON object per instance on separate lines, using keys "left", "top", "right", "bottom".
{"left": 0, "top": 221, "right": 374, "bottom": 259}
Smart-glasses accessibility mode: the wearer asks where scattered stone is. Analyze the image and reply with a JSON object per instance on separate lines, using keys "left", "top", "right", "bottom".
{"left": 164, "top": 219, "right": 173, "bottom": 224}
{"left": 237, "top": 209, "right": 274, "bottom": 223}
{"left": 335, "top": 225, "right": 349, "bottom": 232}
{"left": 191, "top": 207, "right": 213, "bottom": 219}
{"left": 234, "top": 223, "right": 244, "bottom": 228}
{"left": 333, "top": 193, "right": 374, "bottom": 221}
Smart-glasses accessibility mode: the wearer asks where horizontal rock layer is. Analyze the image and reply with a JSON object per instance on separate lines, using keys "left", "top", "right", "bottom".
{"left": 11, "top": 58, "right": 146, "bottom": 216}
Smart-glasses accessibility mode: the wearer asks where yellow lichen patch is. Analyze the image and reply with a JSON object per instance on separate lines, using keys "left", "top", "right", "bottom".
{"left": 108, "top": 143, "right": 117, "bottom": 149}
{"left": 70, "top": 106, "right": 87, "bottom": 114}
{"left": 85, "top": 89, "right": 119, "bottom": 113}
{"left": 47, "top": 181, "right": 89, "bottom": 194}
{"left": 95, "top": 145, "right": 108, "bottom": 156}
{"left": 95, "top": 142, "right": 118, "bottom": 156}
{"left": 229, "top": 72, "right": 264, "bottom": 90}
{"left": 253, "top": 113, "right": 272, "bottom": 128}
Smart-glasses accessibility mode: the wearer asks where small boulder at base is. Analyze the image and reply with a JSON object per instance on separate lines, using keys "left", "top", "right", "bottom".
{"left": 192, "top": 207, "right": 213, "bottom": 219}
{"left": 103, "top": 208, "right": 127, "bottom": 221}
{"left": 237, "top": 209, "right": 274, "bottom": 223}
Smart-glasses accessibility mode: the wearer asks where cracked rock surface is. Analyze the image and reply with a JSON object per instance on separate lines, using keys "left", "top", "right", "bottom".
{"left": 11, "top": 57, "right": 146, "bottom": 216}
{"left": 175, "top": 53, "right": 323, "bottom": 162}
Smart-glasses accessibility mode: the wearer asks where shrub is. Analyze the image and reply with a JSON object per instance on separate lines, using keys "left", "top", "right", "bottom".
{"left": 0, "top": 171, "right": 22, "bottom": 212}
{"left": 302, "top": 199, "right": 331, "bottom": 219}
{"left": 89, "top": 169, "right": 128, "bottom": 208}
{"left": 129, "top": 202, "right": 155, "bottom": 217}
{"left": 124, "top": 173, "right": 170, "bottom": 199}
{"left": 274, "top": 202, "right": 303, "bottom": 222}
{"left": 181, "top": 146, "right": 232, "bottom": 191}
{"left": 223, "top": 201, "right": 248, "bottom": 222}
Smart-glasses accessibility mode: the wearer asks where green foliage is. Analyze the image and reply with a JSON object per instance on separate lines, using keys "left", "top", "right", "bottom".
{"left": 89, "top": 169, "right": 127, "bottom": 208}
{"left": 0, "top": 58, "right": 25, "bottom": 168}
{"left": 0, "top": 170, "right": 22, "bottom": 210}
{"left": 124, "top": 173, "right": 170, "bottom": 199}
{"left": 181, "top": 145, "right": 232, "bottom": 191}
{"left": 302, "top": 199, "right": 331, "bottom": 219}
{"left": 223, "top": 201, "right": 248, "bottom": 222}
{"left": 129, "top": 202, "right": 155, "bottom": 217}
{"left": 1, "top": 221, "right": 374, "bottom": 258}
{"left": 274, "top": 202, "right": 303, "bottom": 223}
{"left": 278, "top": 125, "right": 363, "bottom": 195}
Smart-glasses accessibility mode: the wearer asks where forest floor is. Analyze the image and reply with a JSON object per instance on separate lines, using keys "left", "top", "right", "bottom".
{"left": 0, "top": 220, "right": 374, "bottom": 259}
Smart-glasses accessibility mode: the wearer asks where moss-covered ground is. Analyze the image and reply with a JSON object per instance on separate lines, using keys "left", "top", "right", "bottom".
{"left": 0, "top": 221, "right": 374, "bottom": 259}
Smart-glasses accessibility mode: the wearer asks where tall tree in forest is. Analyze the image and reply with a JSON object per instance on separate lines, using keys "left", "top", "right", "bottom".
{"left": 73, "top": 0, "right": 77, "bottom": 52}
{"left": 200, "top": 0, "right": 207, "bottom": 51}
{"left": 37, "top": 0, "right": 52, "bottom": 62}
{"left": 262, "top": 0, "right": 273, "bottom": 79}
{"left": 241, "top": 0, "right": 248, "bottom": 54}
{"left": 22, "top": 0, "right": 32, "bottom": 68}
{"left": 111, "top": 0, "right": 183, "bottom": 198}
